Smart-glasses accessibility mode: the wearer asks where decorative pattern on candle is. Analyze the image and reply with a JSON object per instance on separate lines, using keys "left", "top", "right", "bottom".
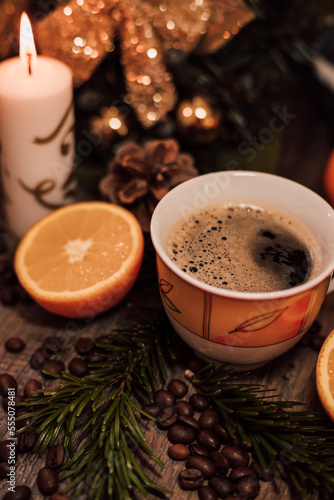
{"left": 0, "top": 13, "right": 75, "bottom": 238}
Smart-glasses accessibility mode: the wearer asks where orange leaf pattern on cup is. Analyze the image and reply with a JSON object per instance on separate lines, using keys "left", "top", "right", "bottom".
{"left": 159, "top": 279, "right": 173, "bottom": 294}
{"left": 212, "top": 292, "right": 313, "bottom": 347}
{"left": 159, "top": 279, "right": 181, "bottom": 313}
{"left": 228, "top": 307, "right": 288, "bottom": 334}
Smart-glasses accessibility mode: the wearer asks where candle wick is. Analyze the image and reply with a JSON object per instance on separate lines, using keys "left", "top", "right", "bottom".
{"left": 27, "top": 53, "right": 32, "bottom": 76}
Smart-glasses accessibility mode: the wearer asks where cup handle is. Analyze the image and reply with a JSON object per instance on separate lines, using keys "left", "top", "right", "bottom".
{"left": 327, "top": 272, "right": 334, "bottom": 294}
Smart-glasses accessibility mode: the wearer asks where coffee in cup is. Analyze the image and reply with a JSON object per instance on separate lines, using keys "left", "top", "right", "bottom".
{"left": 150, "top": 171, "right": 334, "bottom": 368}
{"left": 166, "top": 201, "right": 322, "bottom": 293}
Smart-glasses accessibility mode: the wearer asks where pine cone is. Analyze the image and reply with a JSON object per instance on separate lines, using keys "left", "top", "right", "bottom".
{"left": 99, "top": 139, "right": 198, "bottom": 232}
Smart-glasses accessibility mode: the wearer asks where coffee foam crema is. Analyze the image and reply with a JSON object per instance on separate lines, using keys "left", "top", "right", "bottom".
{"left": 166, "top": 202, "right": 321, "bottom": 293}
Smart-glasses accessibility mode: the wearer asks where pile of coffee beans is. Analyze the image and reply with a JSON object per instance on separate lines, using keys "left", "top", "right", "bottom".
{"left": 27, "top": 333, "right": 106, "bottom": 379}
{"left": 0, "top": 331, "right": 98, "bottom": 498}
{"left": 142, "top": 378, "right": 279, "bottom": 499}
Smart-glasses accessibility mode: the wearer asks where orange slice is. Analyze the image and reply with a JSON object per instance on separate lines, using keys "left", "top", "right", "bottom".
{"left": 14, "top": 202, "right": 144, "bottom": 319}
{"left": 316, "top": 329, "right": 334, "bottom": 422}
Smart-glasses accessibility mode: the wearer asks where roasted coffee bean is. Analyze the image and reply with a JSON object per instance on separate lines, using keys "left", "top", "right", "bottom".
{"left": 199, "top": 408, "right": 219, "bottom": 429}
{"left": 175, "top": 400, "right": 194, "bottom": 416}
{"left": 308, "top": 320, "right": 321, "bottom": 335}
{"left": 75, "top": 337, "right": 94, "bottom": 355}
{"left": 187, "top": 356, "right": 206, "bottom": 373}
{"left": 43, "top": 336, "right": 64, "bottom": 355}
{"left": 229, "top": 466, "right": 255, "bottom": 482}
{"left": 2, "top": 395, "right": 24, "bottom": 411}
{"left": 50, "top": 493, "right": 70, "bottom": 500}
{"left": 43, "top": 360, "right": 65, "bottom": 379}
{"left": 168, "top": 443, "right": 190, "bottom": 461}
{"left": 189, "top": 393, "right": 210, "bottom": 412}
{"left": 310, "top": 335, "right": 326, "bottom": 351}
{"left": 250, "top": 461, "right": 274, "bottom": 482}
{"left": 177, "top": 414, "right": 201, "bottom": 432}
{"left": 69, "top": 357, "right": 89, "bottom": 377}
{"left": 213, "top": 424, "right": 231, "bottom": 444}
{"left": 0, "top": 460, "right": 10, "bottom": 478}
{"left": 154, "top": 389, "right": 176, "bottom": 408}
{"left": 197, "top": 429, "right": 221, "bottom": 451}
{"left": 17, "top": 431, "right": 37, "bottom": 453}
{"left": 178, "top": 468, "right": 204, "bottom": 490}
{"left": 5, "top": 337, "right": 26, "bottom": 353}
{"left": 37, "top": 467, "right": 59, "bottom": 495}
{"left": 30, "top": 348, "right": 48, "bottom": 370}
{"left": 198, "top": 485, "right": 218, "bottom": 500}
{"left": 0, "top": 373, "right": 17, "bottom": 396}
{"left": 46, "top": 443, "right": 65, "bottom": 468}
{"left": 167, "top": 424, "right": 197, "bottom": 444}
{"left": 221, "top": 445, "right": 249, "bottom": 467}
{"left": 167, "top": 379, "right": 188, "bottom": 398}
{"left": 186, "top": 455, "right": 216, "bottom": 479}
{"left": 24, "top": 379, "right": 42, "bottom": 398}
{"left": 0, "top": 439, "right": 13, "bottom": 461}
{"left": 157, "top": 407, "right": 178, "bottom": 429}
{"left": 3, "top": 485, "right": 32, "bottom": 500}
{"left": 1, "top": 285, "right": 18, "bottom": 305}
{"left": 210, "top": 451, "right": 229, "bottom": 472}
{"left": 236, "top": 475, "right": 260, "bottom": 499}
{"left": 209, "top": 475, "right": 234, "bottom": 498}
{"left": 16, "top": 408, "right": 32, "bottom": 429}
{"left": 232, "top": 436, "right": 253, "bottom": 451}
{"left": 142, "top": 402, "right": 161, "bottom": 419}
{"left": 189, "top": 443, "right": 210, "bottom": 458}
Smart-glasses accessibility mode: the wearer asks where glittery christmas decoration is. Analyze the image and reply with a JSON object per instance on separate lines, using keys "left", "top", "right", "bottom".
{"left": 197, "top": 0, "right": 255, "bottom": 54}
{"left": 0, "top": 0, "right": 28, "bottom": 60}
{"left": 35, "top": 0, "right": 254, "bottom": 128}
{"left": 99, "top": 139, "right": 198, "bottom": 231}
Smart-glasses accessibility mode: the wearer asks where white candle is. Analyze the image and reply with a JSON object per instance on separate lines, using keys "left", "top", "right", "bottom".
{"left": 0, "top": 13, "right": 75, "bottom": 238}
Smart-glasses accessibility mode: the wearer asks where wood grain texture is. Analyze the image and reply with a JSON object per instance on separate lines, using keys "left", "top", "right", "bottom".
{"left": 0, "top": 87, "right": 333, "bottom": 499}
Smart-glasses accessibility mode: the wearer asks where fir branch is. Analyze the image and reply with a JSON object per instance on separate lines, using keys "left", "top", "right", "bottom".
{"left": 17, "top": 318, "right": 334, "bottom": 499}
{"left": 19, "top": 322, "right": 172, "bottom": 500}
{"left": 186, "top": 364, "right": 334, "bottom": 498}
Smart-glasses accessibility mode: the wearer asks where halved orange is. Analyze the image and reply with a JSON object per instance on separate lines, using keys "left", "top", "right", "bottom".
{"left": 14, "top": 202, "right": 144, "bottom": 319}
{"left": 316, "top": 329, "right": 334, "bottom": 422}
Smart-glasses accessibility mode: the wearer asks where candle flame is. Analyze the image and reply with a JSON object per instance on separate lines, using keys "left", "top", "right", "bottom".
{"left": 20, "top": 13, "right": 37, "bottom": 75}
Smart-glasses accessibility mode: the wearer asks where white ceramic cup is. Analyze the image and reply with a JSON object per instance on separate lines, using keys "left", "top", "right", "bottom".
{"left": 150, "top": 171, "right": 334, "bottom": 369}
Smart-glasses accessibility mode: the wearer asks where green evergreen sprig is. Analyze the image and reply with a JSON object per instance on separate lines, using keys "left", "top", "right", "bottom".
{"left": 18, "top": 322, "right": 172, "bottom": 500}
{"left": 17, "top": 319, "right": 334, "bottom": 499}
{"left": 186, "top": 364, "right": 334, "bottom": 499}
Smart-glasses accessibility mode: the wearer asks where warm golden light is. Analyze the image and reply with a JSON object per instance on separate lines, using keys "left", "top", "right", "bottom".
{"left": 109, "top": 117, "right": 121, "bottom": 130}
{"left": 183, "top": 106, "right": 193, "bottom": 118}
{"left": 20, "top": 13, "right": 37, "bottom": 75}
{"left": 195, "top": 107, "right": 207, "bottom": 119}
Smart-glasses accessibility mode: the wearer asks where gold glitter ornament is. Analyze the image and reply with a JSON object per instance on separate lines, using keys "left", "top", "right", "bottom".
{"left": 35, "top": 0, "right": 254, "bottom": 128}
{"left": 197, "top": 0, "right": 255, "bottom": 54}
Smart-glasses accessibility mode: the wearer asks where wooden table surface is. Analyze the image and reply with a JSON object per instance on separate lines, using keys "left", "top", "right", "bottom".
{"left": 0, "top": 84, "right": 334, "bottom": 499}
